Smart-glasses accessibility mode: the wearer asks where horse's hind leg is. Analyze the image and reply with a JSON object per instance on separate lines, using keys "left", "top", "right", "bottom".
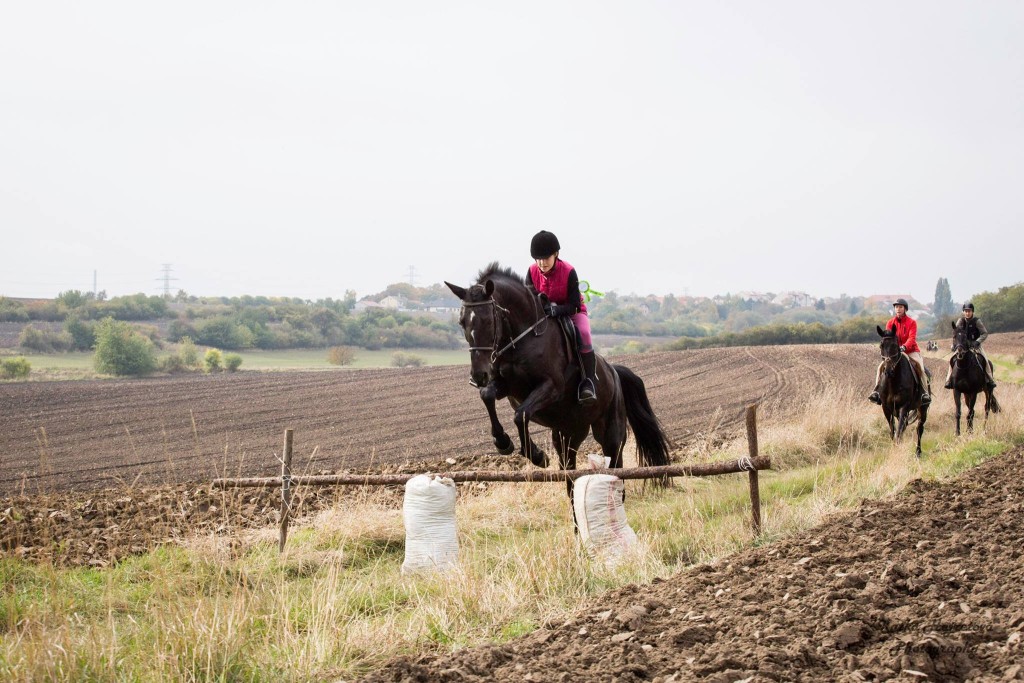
{"left": 481, "top": 383, "right": 514, "bottom": 455}
{"left": 554, "top": 431, "right": 585, "bottom": 533}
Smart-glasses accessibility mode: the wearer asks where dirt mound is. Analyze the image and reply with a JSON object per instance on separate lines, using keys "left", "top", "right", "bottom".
{"left": 363, "top": 447, "right": 1024, "bottom": 682}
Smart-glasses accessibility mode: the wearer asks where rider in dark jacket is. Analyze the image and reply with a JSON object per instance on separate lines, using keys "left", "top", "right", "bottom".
{"left": 944, "top": 302, "right": 997, "bottom": 390}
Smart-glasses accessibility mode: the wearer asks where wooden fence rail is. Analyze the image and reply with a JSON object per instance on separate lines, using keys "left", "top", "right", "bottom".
{"left": 212, "top": 405, "right": 769, "bottom": 552}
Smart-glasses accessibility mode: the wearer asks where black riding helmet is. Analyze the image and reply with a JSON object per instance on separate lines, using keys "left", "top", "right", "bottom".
{"left": 963, "top": 302, "right": 975, "bottom": 311}
{"left": 530, "top": 230, "right": 561, "bottom": 259}
{"left": 891, "top": 298, "right": 910, "bottom": 309}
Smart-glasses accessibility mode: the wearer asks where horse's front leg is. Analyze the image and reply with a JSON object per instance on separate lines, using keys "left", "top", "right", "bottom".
{"left": 966, "top": 394, "right": 976, "bottom": 434}
{"left": 883, "top": 404, "right": 896, "bottom": 440}
{"left": 512, "top": 379, "right": 561, "bottom": 468}
{"left": 895, "top": 406, "right": 909, "bottom": 443}
{"left": 953, "top": 391, "right": 962, "bottom": 436}
{"left": 916, "top": 408, "right": 926, "bottom": 457}
{"left": 480, "top": 382, "right": 514, "bottom": 455}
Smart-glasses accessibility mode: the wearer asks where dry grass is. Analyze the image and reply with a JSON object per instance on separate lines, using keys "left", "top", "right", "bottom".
{"left": 2, "top": 382, "right": 1023, "bottom": 681}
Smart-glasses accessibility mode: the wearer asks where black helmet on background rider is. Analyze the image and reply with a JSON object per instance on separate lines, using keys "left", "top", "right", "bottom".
{"left": 892, "top": 298, "right": 910, "bottom": 309}
{"left": 963, "top": 302, "right": 975, "bottom": 311}
{"left": 530, "top": 230, "right": 561, "bottom": 259}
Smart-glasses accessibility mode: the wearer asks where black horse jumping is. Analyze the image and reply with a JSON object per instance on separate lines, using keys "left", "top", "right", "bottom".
{"left": 445, "top": 263, "right": 671, "bottom": 503}
{"left": 949, "top": 320, "right": 1000, "bottom": 435}
{"left": 875, "top": 325, "right": 929, "bottom": 456}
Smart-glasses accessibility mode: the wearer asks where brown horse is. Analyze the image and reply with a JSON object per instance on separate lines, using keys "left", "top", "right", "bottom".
{"left": 445, "top": 263, "right": 671, "bottom": 505}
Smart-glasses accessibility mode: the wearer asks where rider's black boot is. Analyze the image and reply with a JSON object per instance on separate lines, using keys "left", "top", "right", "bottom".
{"left": 868, "top": 389, "right": 882, "bottom": 404}
{"left": 578, "top": 352, "right": 597, "bottom": 404}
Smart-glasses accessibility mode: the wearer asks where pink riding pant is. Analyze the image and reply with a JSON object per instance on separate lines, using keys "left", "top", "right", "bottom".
{"left": 572, "top": 312, "right": 593, "bottom": 353}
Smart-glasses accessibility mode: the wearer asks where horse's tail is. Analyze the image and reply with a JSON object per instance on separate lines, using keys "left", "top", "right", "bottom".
{"left": 614, "top": 364, "right": 671, "bottom": 469}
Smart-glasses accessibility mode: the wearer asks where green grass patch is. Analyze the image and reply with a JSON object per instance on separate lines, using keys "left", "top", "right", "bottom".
{"left": 12, "top": 348, "right": 468, "bottom": 380}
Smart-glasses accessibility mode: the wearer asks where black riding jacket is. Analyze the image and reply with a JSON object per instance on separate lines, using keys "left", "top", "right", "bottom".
{"left": 953, "top": 316, "right": 989, "bottom": 348}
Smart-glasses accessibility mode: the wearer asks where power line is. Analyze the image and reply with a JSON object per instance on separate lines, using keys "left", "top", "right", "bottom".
{"left": 156, "top": 264, "right": 179, "bottom": 299}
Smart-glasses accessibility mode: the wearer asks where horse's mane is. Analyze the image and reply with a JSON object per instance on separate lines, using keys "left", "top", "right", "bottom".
{"left": 475, "top": 261, "right": 524, "bottom": 288}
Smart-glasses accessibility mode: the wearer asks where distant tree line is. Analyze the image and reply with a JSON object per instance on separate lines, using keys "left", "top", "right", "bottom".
{"left": 664, "top": 315, "right": 887, "bottom": 351}
{"left": 970, "top": 282, "right": 1024, "bottom": 332}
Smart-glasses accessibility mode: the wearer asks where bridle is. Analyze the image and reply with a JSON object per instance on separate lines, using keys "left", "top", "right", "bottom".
{"left": 880, "top": 338, "right": 904, "bottom": 377}
{"left": 461, "top": 295, "right": 548, "bottom": 365}
{"left": 952, "top": 330, "right": 984, "bottom": 372}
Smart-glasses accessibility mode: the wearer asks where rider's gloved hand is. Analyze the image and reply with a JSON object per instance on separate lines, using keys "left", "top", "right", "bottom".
{"left": 899, "top": 345, "right": 907, "bottom": 353}
{"left": 548, "top": 304, "right": 567, "bottom": 318}
{"left": 972, "top": 341, "right": 981, "bottom": 349}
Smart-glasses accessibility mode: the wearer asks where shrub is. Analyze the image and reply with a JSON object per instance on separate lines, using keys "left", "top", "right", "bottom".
{"left": 0, "top": 356, "right": 31, "bottom": 379}
{"left": 64, "top": 315, "right": 96, "bottom": 351}
{"left": 204, "top": 348, "right": 223, "bottom": 373}
{"left": 327, "top": 346, "right": 357, "bottom": 366}
{"left": 178, "top": 337, "right": 200, "bottom": 368}
{"left": 391, "top": 351, "right": 424, "bottom": 368}
{"left": 93, "top": 318, "right": 157, "bottom": 376}
{"left": 18, "top": 324, "right": 73, "bottom": 353}
{"left": 159, "top": 354, "right": 188, "bottom": 374}
{"left": 223, "top": 353, "right": 243, "bottom": 372}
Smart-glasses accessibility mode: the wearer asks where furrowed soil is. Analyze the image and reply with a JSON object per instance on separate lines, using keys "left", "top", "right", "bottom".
{"left": 364, "top": 446, "right": 1024, "bottom": 683}
{"left": 0, "top": 343, "right": 945, "bottom": 567}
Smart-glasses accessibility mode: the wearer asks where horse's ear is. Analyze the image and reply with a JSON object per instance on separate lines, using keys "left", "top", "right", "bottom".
{"left": 484, "top": 280, "right": 494, "bottom": 297}
{"left": 876, "top": 325, "right": 885, "bottom": 337}
{"left": 951, "top": 320, "right": 957, "bottom": 330}
{"left": 445, "top": 281, "right": 467, "bottom": 300}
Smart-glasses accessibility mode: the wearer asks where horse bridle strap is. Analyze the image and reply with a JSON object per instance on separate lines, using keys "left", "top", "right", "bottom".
{"left": 462, "top": 298, "right": 546, "bottom": 362}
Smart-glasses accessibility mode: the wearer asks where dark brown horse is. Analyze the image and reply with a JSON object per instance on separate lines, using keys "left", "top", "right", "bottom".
{"left": 876, "top": 325, "right": 929, "bottom": 456}
{"left": 445, "top": 263, "right": 671, "bottom": 504}
{"left": 950, "top": 321, "right": 1000, "bottom": 435}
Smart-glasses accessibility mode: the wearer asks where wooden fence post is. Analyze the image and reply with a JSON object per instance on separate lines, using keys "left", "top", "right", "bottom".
{"left": 745, "top": 405, "right": 762, "bottom": 536}
{"left": 278, "top": 428, "right": 294, "bottom": 554}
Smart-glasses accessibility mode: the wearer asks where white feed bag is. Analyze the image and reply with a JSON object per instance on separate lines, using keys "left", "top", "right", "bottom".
{"left": 573, "top": 473, "right": 638, "bottom": 565}
{"left": 401, "top": 474, "right": 459, "bottom": 575}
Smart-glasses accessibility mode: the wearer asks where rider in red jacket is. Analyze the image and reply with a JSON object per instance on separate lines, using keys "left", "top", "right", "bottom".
{"left": 526, "top": 230, "right": 597, "bottom": 404}
{"left": 868, "top": 299, "right": 931, "bottom": 405}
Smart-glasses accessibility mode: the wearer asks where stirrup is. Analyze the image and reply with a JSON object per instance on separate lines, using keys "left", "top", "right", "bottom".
{"left": 578, "top": 379, "right": 597, "bottom": 404}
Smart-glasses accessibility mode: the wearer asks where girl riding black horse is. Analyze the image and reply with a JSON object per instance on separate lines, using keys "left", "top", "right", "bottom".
{"left": 445, "top": 262, "right": 671, "bottom": 506}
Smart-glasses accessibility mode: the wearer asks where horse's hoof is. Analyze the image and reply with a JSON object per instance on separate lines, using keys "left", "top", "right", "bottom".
{"left": 494, "top": 435, "right": 515, "bottom": 455}
{"left": 528, "top": 449, "right": 548, "bottom": 468}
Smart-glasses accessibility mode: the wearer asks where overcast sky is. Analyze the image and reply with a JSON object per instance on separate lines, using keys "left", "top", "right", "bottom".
{"left": 2, "top": 2, "right": 1021, "bottom": 305}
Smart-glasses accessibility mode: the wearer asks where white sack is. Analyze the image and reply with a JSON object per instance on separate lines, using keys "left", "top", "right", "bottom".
{"left": 401, "top": 474, "right": 459, "bottom": 575}
{"left": 573, "top": 473, "right": 638, "bottom": 565}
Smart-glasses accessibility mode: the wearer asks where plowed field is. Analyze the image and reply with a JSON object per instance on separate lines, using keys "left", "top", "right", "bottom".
{"left": 2, "top": 344, "right": 890, "bottom": 494}
{"left": 0, "top": 343, "right": 945, "bottom": 567}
